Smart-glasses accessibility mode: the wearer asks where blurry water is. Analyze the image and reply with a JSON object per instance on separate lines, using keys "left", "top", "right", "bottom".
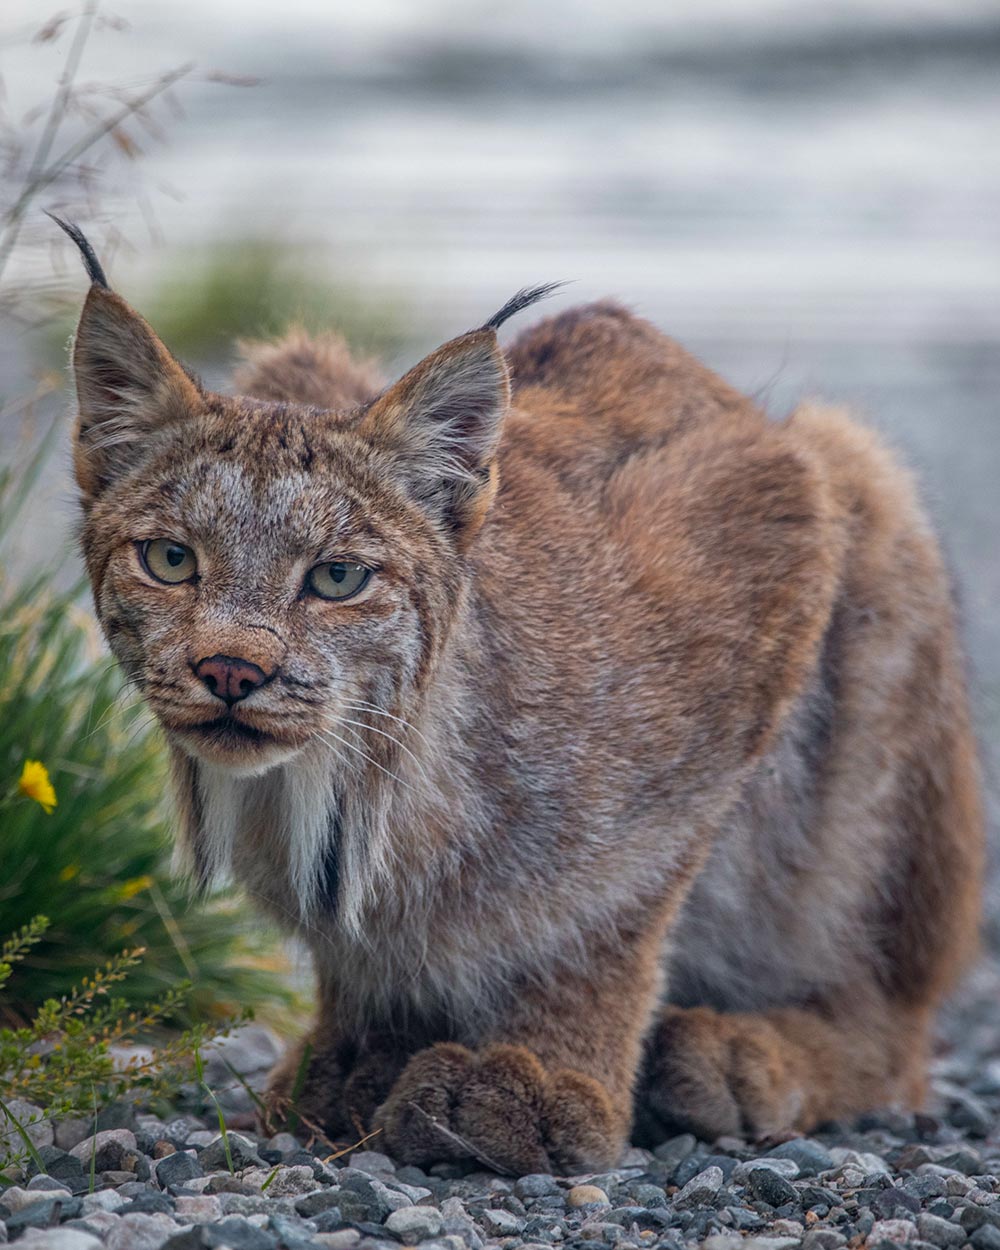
{"left": 2, "top": 2, "right": 998, "bottom": 818}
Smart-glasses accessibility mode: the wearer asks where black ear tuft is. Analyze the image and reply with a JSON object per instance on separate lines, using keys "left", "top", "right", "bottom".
{"left": 481, "top": 281, "right": 566, "bottom": 333}
{"left": 45, "top": 211, "right": 110, "bottom": 289}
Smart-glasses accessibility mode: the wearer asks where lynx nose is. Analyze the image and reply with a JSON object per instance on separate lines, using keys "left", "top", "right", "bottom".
{"left": 194, "top": 654, "right": 273, "bottom": 706}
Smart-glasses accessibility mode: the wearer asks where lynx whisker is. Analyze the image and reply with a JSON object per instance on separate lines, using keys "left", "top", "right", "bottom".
{"left": 343, "top": 699, "right": 435, "bottom": 751}
{"left": 338, "top": 716, "right": 433, "bottom": 784}
{"left": 317, "top": 726, "right": 418, "bottom": 795}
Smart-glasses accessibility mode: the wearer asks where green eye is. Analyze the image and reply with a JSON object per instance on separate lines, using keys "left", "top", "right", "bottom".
{"left": 141, "top": 538, "right": 197, "bottom": 584}
{"left": 307, "top": 561, "right": 371, "bottom": 601}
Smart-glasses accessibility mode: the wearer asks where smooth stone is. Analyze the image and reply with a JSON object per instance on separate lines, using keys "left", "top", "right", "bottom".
{"left": 514, "top": 1175, "right": 561, "bottom": 1201}
{"left": 105, "top": 1212, "right": 179, "bottom": 1250}
{"left": 80, "top": 1191, "right": 126, "bottom": 1214}
{"left": 28, "top": 1148, "right": 86, "bottom": 1193}
{"left": 828, "top": 1150, "right": 889, "bottom": 1175}
{"left": 53, "top": 1120, "right": 93, "bottom": 1153}
{"left": 567, "top": 1186, "right": 610, "bottom": 1208}
{"left": 162, "top": 1118, "right": 206, "bottom": 1148}
{"left": 199, "top": 1133, "right": 264, "bottom": 1172}
{"left": 801, "top": 1233, "right": 847, "bottom": 1250}
{"left": 349, "top": 1152, "right": 397, "bottom": 1176}
{"left": 1, "top": 1186, "right": 57, "bottom": 1212}
{"left": 313, "top": 1234, "right": 362, "bottom": 1250}
{"left": 734, "top": 1160, "right": 801, "bottom": 1186}
{"left": 872, "top": 1188, "right": 921, "bottom": 1220}
{"left": 16, "top": 1231, "right": 103, "bottom": 1250}
{"left": 916, "top": 1214, "right": 966, "bottom": 1248}
{"left": 767, "top": 1141, "right": 835, "bottom": 1178}
{"left": 937, "top": 1150, "right": 984, "bottom": 1177}
{"left": 296, "top": 1190, "right": 344, "bottom": 1217}
{"left": 4, "top": 1197, "right": 82, "bottom": 1236}
{"left": 219, "top": 1194, "right": 287, "bottom": 1216}
{"left": 201, "top": 1216, "right": 280, "bottom": 1248}
{"left": 479, "top": 1208, "right": 525, "bottom": 1236}
{"left": 741, "top": 1240, "right": 803, "bottom": 1250}
{"left": 25, "top": 1177, "right": 72, "bottom": 1195}
{"left": 385, "top": 1206, "right": 446, "bottom": 1240}
{"left": 388, "top": 1181, "right": 434, "bottom": 1205}
{"left": 100, "top": 1170, "right": 139, "bottom": 1187}
{"left": 121, "top": 1193, "right": 176, "bottom": 1217}
{"left": 117, "top": 1182, "right": 157, "bottom": 1199}
{"left": 200, "top": 1024, "right": 283, "bottom": 1086}
{"left": 68, "top": 1211, "right": 123, "bottom": 1237}
{"left": 866, "top": 1218, "right": 918, "bottom": 1244}
{"left": 68, "top": 1130, "right": 138, "bottom": 1172}
{"left": 204, "top": 1175, "right": 257, "bottom": 1196}
{"left": 174, "top": 1196, "right": 224, "bottom": 1223}
{"left": 629, "top": 1184, "right": 667, "bottom": 1209}
{"left": 154, "top": 1151, "right": 204, "bottom": 1190}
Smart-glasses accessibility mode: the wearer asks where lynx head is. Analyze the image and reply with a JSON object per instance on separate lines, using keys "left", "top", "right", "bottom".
{"left": 59, "top": 217, "right": 556, "bottom": 788}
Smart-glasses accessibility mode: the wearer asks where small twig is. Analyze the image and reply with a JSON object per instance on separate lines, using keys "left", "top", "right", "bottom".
{"left": 0, "top": 61, "right": 193, "bottom": 286}
{"left": 0, "top": 1, "right": 99, "bottom": 282}
{"left": 405, "top": 1101, "right": 516, "bottom": 1176}
{"left": 287, "top": 1108, "right": 340, "bottom": 1155}
{"left": 323, "top": 1125, "right": 383, "bottom": 1164}
{"left": 39, "top": 63, "right": 194, "bottom": 202}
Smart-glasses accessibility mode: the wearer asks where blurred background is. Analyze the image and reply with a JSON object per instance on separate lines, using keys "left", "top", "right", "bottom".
{"left": 0, "top": 1, "right": 997, "bottom": 1032}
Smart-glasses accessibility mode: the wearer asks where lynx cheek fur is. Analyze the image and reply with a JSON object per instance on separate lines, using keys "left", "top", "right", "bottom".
{"left": 60, "top": 218, "right": 983, "bottom": 1175}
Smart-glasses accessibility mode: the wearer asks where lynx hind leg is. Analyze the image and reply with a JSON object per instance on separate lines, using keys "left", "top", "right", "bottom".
{"left": 635, "top": 1001, "right": 924, "bottom": 1144}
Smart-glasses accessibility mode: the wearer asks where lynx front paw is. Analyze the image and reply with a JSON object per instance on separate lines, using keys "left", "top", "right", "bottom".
{"left": 636, "top": 1006, "right": 806, "bottom": 1143}
{"left": 261, "top": 1037, "right": 406, "bottom": 1143}
{"left": 374, "top": 1042, "right": 622, "bottom": 1175}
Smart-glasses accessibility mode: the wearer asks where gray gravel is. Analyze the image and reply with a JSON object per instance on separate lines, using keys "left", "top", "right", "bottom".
{"left": 5, "top": 972, "right": 1000, "bottom": 1250}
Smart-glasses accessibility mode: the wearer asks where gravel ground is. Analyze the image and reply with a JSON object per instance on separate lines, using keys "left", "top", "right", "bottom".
{"left": 4, "top": 966, "right": 1000, "bottom": 1250}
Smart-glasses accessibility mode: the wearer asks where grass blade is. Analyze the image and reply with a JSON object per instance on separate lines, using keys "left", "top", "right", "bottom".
{"left": 0, "top": 1097, "right": 47, "bottom": 1176}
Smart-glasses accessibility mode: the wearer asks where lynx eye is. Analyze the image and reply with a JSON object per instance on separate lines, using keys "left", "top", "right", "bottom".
{"left": 307, "top": 561, "right": 371, "bottom": 601}
{"left": 140, "top": 538, "right": 197, "bottom": 585}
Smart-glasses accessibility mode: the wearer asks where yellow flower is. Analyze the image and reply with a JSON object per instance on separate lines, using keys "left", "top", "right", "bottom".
{"left": 18, "top": 760, "right": 56, "bottom": 814}
{"left": 118, "top": 875, "right": 153, "bottom": 900}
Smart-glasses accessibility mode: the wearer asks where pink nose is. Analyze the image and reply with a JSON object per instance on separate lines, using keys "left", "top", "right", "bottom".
{"left": 194, "top": 654, "right": 273, "bottom": 705}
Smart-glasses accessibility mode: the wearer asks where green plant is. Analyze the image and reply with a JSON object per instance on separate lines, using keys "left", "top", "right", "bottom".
{"left": 0, "top": 916, "right": 245, "bottom": 1178}
{"left": 143, "top": 238, "right": 406, "bottom": 363}
{"left": 194, "top": 1048, "right": 234, "bottom": 1173}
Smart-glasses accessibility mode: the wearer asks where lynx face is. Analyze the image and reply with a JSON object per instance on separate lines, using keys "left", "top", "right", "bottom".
{"left": 71, "top": 283, "right": 511, "bottom": 779}
{"left": 86, "top": 429, "right": 442, "bottom": 776}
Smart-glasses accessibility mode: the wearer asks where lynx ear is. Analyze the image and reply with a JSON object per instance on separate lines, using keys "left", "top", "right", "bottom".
{"left": 71, "top": 284, "right": 201, "bottom": 500}
{"left": 358, "top": 329, "right": 510, "bottom": 544}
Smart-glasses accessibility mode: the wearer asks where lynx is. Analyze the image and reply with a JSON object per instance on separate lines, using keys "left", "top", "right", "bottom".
{"left": 58, "top": 216, "right": 983, "bottom": 1174}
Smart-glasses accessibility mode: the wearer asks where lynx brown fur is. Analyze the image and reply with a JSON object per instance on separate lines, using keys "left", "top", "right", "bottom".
{"left": 63, "top": 228, "right": 983, "bottom": 1173}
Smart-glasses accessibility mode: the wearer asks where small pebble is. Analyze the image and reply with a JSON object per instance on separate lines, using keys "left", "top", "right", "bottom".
{"left": 567, "top": 1185, "right": 610, "bottom": 1208}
